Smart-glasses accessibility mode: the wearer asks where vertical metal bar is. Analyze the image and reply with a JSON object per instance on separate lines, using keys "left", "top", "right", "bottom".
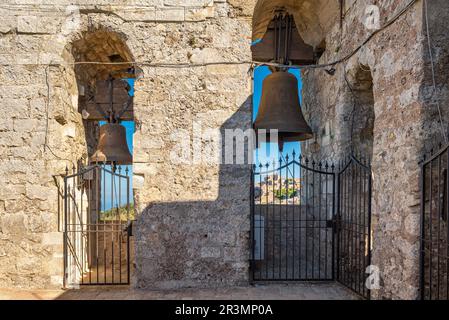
{"left": 429, "top": 159, "right": 433, "bottom": 300}
{"left": 72, "top": 171, "right": 77, "bottom": 285}
{"left": 342, "top": 163, "right": 347, "bottom": 286}
{"left": 312, "top": 161, "right": 315, "bottom": 279}
{"left": 325, "top": 166, "right": 329, "bottom": 279}
{"left": 88, "top": 173, "right": 92, "bottom": 284}
{"left": 367, "top": 163, "right": 372, "bottom": 300}
{"left": 285, "top": 158, "right": 289, "bottom": 279}
{"left": 437, "top": 155, "right": 442, "bottom": 299}
{"left": 340, "top": 163, "right": 344, "bottom": 284}
{"left": 318, "top": 163, "right": 320, "bottom": 279}
{"left": 318, "top": 165, "right": 322, "bottom": 279}
{"left": 326, "top": 168, "right": 332, "bottom": 281}
{"left": 356, "top": 160, "right": 365, "bottom": 292}
{"left": 119, "top": 168, "right": 122, "bottom": 284}
{"left": 355, "top": 161, "right": 359, "bottom": 294}
{"left": 335, "top": 166, "right": 340, "bottom": 282}
{"left": 272, "top": 160, "right": 275, "bottom": 279}
{"left": 264, "top": 164, "right": 268, "bottom": 280}
{"left": 339, "top": 164, "right": 344, "bottom": 283}
{"left": 278, "top": 160, "right": 282, "bottom": 279}
{"left": 349, "top": 161, "right": 354, "bottom": 289}
{"left": 96, "top": 165, "right": 100, "bottom": 284}
{"left": 67, "top": 184, "right": 71, "bottom": 286}
{"left": 305, "top": 159, "right": 309, "bottom": 279}
{"left": 343, "top": 162, "right": 352, "bottom": 286}
{"left": 259, "top": 165, "right": 263, "bottom": 280}
{"left": 446, "top": 151, "right": 449, "bottom": 300}
{"left": 80, "top": 179, "right": 84, "bottom": 286}
{"left": 362, "top": 163, "right": 367, "bottom": 298}
{"left": 353, "top": 161, "right": 358, "bottom": 292}
{"left": 361, "top": 163, "right": 366, "bottom": 297}
{"left": 126, "top": 172, "right": 130, "bottom": 284}
{"left": 63, "top": 175, "right": 68, "bottom": 288}
{"left": 111, "top": 166, "right": 115, "bottom": 284}
{"left": 420, "top": 162, "right": 426, "bottom": 300}
{"left": 103, "top": 164, "right": 107, "bottom": 284}
{"left": 356, "top": 161, "right": 360, "bottom": 294}
{"left": 341, "top": 164, "right": 346, "bottom": 284}
{"left": 299, "top": 159, "right": 303, "bottom": 279}
{"left": 350, "top": 161, "right": 355, "bottom": 290}
{"left": 292, "top": 155, "right": 298, "bottom": 279}
{"left": 250, "top": 166, "right": 255, "bottom": 281}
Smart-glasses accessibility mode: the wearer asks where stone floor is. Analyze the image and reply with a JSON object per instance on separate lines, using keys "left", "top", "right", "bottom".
{"left": 0, "top": 283, "right": 359, "bottom": 300}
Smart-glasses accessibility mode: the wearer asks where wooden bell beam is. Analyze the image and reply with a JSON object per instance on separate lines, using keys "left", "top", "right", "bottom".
{"left": 251, "top": 17, "right": 316, "bottom": 65}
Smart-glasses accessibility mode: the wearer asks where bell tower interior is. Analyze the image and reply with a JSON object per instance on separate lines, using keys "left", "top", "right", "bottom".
{"left": 69, "top": 30, "right": 135, "bottom": 163}
{"left": 64, "top": 29, "right": 137, "bottom": 284}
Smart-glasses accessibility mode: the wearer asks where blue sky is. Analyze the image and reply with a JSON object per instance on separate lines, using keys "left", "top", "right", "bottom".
{"left": 100, "top": 78, "right": 135, "bottom": 211}
{"left": 253, "top": 66, "right": 302, "bottom": 166}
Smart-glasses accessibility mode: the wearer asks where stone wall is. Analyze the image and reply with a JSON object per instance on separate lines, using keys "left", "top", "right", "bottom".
{"left": 297, "top": 0, "right": 447, "bottom": 299}
{"left": 1, "top": 0, "right": 448, "bottom": 299}
{"left": 0, "top": 0, "right": 255, "bottom": 289}
{"left": 0, "top": 48, "right": 87, "bottom": 287}
{"left": 127, "top": 2, "right": 254, "bottom": 289}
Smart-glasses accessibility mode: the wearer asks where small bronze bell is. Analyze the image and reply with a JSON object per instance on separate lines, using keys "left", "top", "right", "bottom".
{"left": 90, "top": 123, "right": 132, "bottom": 165}
{"left": 254, "top": 71, "right": 313, "bottom": 151}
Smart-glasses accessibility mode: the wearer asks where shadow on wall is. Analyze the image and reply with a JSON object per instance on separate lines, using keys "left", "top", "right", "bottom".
{"left": 133, "top": 97, "right": 254, "bottom": 289}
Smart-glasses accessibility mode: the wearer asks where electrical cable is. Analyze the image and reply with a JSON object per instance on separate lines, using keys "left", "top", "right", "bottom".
{"left": 43, "top": 62, "right": 77, "bottom": 166}
{"left": 0, "top": 0, "right": 419, "bottom": 72}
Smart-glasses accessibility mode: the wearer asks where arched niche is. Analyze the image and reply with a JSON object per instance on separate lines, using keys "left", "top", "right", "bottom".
{"left": 252, "top": 0, "right": 340, "bottom": 49}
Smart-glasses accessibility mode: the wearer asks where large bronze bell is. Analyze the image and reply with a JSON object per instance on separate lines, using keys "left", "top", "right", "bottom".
{"left": 90, "top": 123, "right": 132, "bottom": 165}
{"left": 254, "top": 71, "right": 313, "bottom": 150}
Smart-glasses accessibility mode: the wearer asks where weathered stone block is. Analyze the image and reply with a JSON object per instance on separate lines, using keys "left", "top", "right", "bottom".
{"left": 155, "top": 7, "right": 185, "bottom": 21}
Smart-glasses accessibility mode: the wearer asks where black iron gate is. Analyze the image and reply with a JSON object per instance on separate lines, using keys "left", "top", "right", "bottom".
{"left": 63, "top": 164, "right": 132, "bottom": 287}
{"left": 420, "top": 144, "right": 449, "bottom": 300}
{"left": 251, "top": 152, "right": 336, "bottom": 281}
{"left": 251, "top": 152, "right": 372, "bottom": 298}
{"left": 336, "top": 155, "right": 372, "bottom": 299}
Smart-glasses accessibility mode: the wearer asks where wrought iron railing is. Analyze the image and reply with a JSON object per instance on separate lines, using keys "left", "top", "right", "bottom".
{"left": 251, "top": 151, "right": 372, "bottom": 299}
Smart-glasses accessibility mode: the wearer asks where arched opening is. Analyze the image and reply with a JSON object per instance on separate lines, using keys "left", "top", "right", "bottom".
{"left": 250, "top": 1, "right": 373, "bottom": 298}
{"left": 62, "top": 29, "right": 137, "bottom": 287}
{"left": 250, "top": 2, "right": 338, "bottom": 282}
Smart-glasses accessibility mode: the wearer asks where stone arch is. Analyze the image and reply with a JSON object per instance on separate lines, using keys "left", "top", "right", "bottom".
{"left": 60, "top": 27, "right": 139, "bottom": 285}
{"left": 68, "top": 28, "right": 135, "bottom": 82}
{"left": 252, "top": 0, "right": 340, "bottom": 49}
